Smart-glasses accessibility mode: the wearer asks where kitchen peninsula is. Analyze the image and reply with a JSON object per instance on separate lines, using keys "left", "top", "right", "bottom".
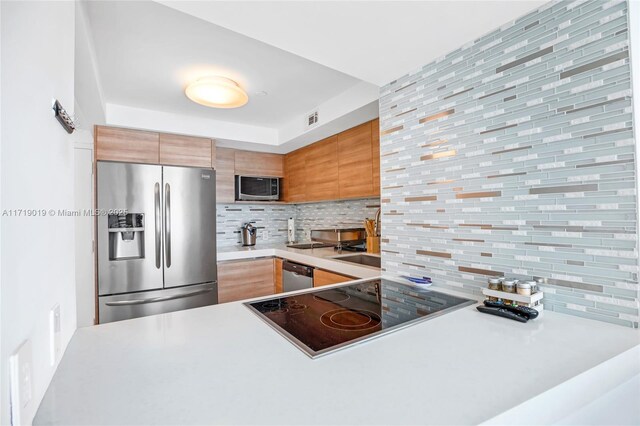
{"left": 34, "top": 280, "right": 639, "bottom": 425}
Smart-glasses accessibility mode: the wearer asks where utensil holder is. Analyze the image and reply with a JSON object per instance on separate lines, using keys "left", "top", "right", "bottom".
{"left": 366, "top": 236, "right": 380, "bottom": 254}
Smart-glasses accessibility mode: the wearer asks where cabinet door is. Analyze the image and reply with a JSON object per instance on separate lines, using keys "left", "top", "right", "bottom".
{"left": 371, "top": 119, "right": 380, "bottom": 197}
{"left": 159, "top": 133, "right": 212, "bottom": 168}
{"left": 95, "top": 126, "right": 159, "bottom": 164}
{"left": 274, "top": 258, "right": 283, "bottom": 293}
{"left": 283, "top": 148, "right": 307, "bottom": 202}
{"left": 215, "top": 148, "right": 236, "bottom": 203}
{"left": 313, "top": 269, "right": 353, "bottom": 287}
{"left": 218, "top": 258, "right": 275, "bottom": 303}
{"left": 305, "top": 135, "right": 339, "bottom": 201}
{"left": 337, "top": 122, "right": 374, "bottom": 198}
{"left": 235, "top": 151, "right": 284, "bottom": 177}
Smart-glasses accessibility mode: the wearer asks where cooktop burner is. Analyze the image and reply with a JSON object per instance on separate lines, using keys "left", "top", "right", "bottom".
{"left": 245, "top": 279, "right": 475, "bottom": 358}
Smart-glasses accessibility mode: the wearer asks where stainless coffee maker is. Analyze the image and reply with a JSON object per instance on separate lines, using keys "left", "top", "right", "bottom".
{"left": 241, "top": 223, "right": 257, "bottom": 246}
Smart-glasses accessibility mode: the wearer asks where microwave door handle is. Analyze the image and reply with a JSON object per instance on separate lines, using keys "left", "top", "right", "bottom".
{"left": 164, "top": 182, "right": 171, "bottom": 268}
{"left": 154, "top": 182, "right": 161, "bottom": 269}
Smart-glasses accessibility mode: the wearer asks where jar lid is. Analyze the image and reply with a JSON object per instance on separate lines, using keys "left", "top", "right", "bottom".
{"left": 524, "top": 280, "right": 537, "bottom": 286}
{"left": 503, "top": 279, "right": 516, "bottom": 285}
{"left": 517, "top": 282, "right": 532, "bottom": 289}
{"left": 488, "top": 278, "right": 501, "bottom": 284}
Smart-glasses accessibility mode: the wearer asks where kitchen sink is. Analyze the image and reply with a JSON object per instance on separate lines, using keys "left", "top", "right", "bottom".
{"left": 331, "top": 254, "right": 381, "bottom": 268}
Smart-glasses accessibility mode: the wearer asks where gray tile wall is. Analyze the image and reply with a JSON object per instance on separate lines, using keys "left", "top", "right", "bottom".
{"left": 217, "top": 199, "right": 380, "bottom": 246}
{"left": 379, "top": 0, "right": 639, "bottom": 327}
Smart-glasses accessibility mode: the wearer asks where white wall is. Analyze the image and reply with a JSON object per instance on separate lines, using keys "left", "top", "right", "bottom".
{"left": 73, "top": 0, "right": 106, "bottom": 328}
{"left": 0, "top": 2, "right": 77, "bottom": 424}
{"left": 74, "top": 0, "right": 105, "bottom": 131}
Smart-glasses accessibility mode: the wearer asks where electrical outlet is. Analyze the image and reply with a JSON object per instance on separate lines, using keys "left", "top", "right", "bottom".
{"left": 262, "top": 229, "right": 269, "bottom": 240}
{"left": 304, "top": 230, "right": 311, "bottom": 241}
{"left": 10, "top": 340, "right": 34, "bottom": 426}
{"left": 49, "top": 304, "right": 61, "bottom": 366}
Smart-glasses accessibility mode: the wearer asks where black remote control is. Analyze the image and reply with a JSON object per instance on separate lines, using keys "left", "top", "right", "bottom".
{"left": 483, "top": 300, "right": 539, "bottom": 320}
{"left": 476, "top": 306, "right": 529, "bottom": 323}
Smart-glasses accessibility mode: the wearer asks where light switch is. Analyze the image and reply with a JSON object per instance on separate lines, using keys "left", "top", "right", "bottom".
{"left": 9, "top": 340, "right": 34, "bottom": 425}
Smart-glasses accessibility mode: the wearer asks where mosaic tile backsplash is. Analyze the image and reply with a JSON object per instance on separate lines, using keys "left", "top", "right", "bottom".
{"left": 217, "top": 199, "right": 380, "bottom": 247}
{"left": 379, "top": 0, "right": 638, "bottom": 327}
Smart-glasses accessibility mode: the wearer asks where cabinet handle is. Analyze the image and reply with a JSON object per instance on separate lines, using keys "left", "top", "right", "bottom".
{"left": 164, "top": 182, "right": 171, "bottom": 268}
{"left": 105, "top": 286, "right": 215, "bottom": 306}
{"left": 154, "top": 182, "right": 161, "bottom": 269}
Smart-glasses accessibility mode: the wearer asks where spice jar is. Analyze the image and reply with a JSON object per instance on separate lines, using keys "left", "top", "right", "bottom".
{"left": 501, "top": 278, "right": 517, "bottom": 293}
{"left": 488, "top": 277, "right": 501, "bottom": 290}
{"left": 534, "top": 277, "right": 544, "bottom": 293}
{"left": 517, "top": 281, "right": 533, "bottom": 296}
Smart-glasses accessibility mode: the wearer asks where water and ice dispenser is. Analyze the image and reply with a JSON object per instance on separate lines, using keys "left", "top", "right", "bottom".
{"left": 108, "top": 213, "right": 145, "bottom": 260}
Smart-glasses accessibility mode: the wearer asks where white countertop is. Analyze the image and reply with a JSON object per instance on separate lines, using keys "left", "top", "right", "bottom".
{"left": 217, "top": 243, "right": 381, "bottom": 279}
{"left": 34, "top": 277, "right": 640, "bottom": 425}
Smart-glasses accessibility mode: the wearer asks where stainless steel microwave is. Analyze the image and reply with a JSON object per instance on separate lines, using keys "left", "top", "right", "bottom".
{"left": 235, "top": 176, "right": 280, "bottom": 201}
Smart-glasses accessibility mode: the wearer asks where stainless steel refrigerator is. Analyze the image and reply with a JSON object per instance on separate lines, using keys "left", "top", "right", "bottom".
{"left": 97, "top": 162, "right": 217, "bottom": 323}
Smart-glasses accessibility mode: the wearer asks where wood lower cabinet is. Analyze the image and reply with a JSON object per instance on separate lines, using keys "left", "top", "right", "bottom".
{"left": 217, "top": 258, "right": 275, "bottom": 303}
{"left": 95, "top": 126, "right": 159, "bottom": 164}
{"left": 337, "top": 121, "right": 374, "bottom": 199}
{"left": 234, "top": 151, "right": 284, "bottom": 177}
{"left": 159, "top": 133, "right": 212, "bottom": 168}
{"left": 215, "top": 148, "right": 236, "bottom": 203}
{"left": 305, "top": 135, "right": 339, "bottom": 201}
{"left": 274, "top": 258, "right": 283, "bottom": 293}
{"left": 313, "top": 269, "right": 353, "bottom": 287}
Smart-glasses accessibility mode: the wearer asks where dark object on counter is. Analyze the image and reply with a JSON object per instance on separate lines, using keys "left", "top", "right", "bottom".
{"left": 476, "top": 305, "right": 529, "bottom": 323}
{"left": 483, "top": 300, "right": 539, "bottom": 320}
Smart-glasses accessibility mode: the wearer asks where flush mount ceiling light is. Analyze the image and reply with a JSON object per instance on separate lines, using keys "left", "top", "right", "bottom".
{"left": 185, "top": 76, "right": 248, "bottom": 109}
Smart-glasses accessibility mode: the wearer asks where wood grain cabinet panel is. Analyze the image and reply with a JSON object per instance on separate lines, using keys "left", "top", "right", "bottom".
{"left": 234, "top": 151, "right": 284, "bottom": 177}
{"left": 337, "top": 122, "right": 374, "bottom": 199}
{"left": 95, "top": 126, "right": 159, "bottom": 164}
{"left": 371, "top": 119, "right": 380, "bottom": 197}
{"left": 274, "top": 258, "right": 283, "bottom": 293}
{"left": 313, "top": 269, "right": 353, "bottom": 287}
{"left": 215, "top": 148, "right": 236, "bottom": 203}
{"left": 159, "top": 133, "right": 212, "bottom": 168}
{"left": 218, "top": 258, "right": 275, "bottom": 303}
{"left": 283, "top": 148, "right": 307, "bottom": 202}
{"left": 304, "top": 135, "right": 339, "bottom": 201}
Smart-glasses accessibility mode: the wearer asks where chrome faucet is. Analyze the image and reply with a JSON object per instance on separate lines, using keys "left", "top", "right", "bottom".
{"left": 374, "top": 207, "right": 381, "bottom": 237}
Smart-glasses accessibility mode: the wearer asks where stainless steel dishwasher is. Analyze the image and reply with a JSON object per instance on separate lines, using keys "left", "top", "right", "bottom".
{"left": 282, "top": 261, "right": 314, "bottom": 292}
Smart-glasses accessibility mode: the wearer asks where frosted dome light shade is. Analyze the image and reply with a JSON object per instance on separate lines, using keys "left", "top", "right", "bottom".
{"left": 185, "top": 77, "right": 248, "bottom": 108}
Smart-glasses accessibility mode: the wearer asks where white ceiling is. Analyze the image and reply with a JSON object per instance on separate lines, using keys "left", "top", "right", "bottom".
{"left": 158, "top": 1, "right": 547, "bottom": 87}
{"left": 83, "top": 1, "right": 363, "bottom": 128}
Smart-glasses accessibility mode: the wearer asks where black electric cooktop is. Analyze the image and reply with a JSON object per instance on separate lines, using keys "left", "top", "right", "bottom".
{"left": 245, "top": 279, "right": 475, "bottom": 358}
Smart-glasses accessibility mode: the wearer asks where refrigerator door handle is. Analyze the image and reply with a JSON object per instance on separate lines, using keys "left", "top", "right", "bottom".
{"left": 164, "top": 182, "right": 172, "bottom": 268}
{"left": 154, "top": 182, "right": 161, "bottom": 269}
{"left": 104, "top": 285, "right": 215, "bottom": 306}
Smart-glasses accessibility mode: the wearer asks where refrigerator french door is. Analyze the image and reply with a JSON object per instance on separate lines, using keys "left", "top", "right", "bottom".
{"left": 97, "top": 162, "right": 217, "bottom": 323}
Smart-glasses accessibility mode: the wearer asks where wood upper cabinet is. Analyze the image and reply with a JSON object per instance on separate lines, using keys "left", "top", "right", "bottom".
{"left": 283, "top": 147, "right": 307, "bottom": 203}
{"left": 218, "top": 258, "right": 275, "bottom": 303}
{"left": 304, "top": 135, "right": 339, "bottom": 201}
{"left": 313, "top": 269, "right": 353, "bottom": 287}
{"left": 95, "top": 126, "right": 159, "bottom": 164}
{"left": 215, "top": 148, "right": 236, "bottom": 203}
{"left": 337, "top": 122, "right": 374, "bottom": 199}
{"left": 159, "top": 133, "right": 212, "bottom": 168}
{"left": 371, "top": 119, "right": 380, "bottom": 197}
{"left": 234, "top": 151, "right": 284, "bottom": 177}
{"left": 96, "top": 126, "right": 216, "bottom": 169}
{"left": 274, "top": 258, "right": 283, "bottom": 293}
